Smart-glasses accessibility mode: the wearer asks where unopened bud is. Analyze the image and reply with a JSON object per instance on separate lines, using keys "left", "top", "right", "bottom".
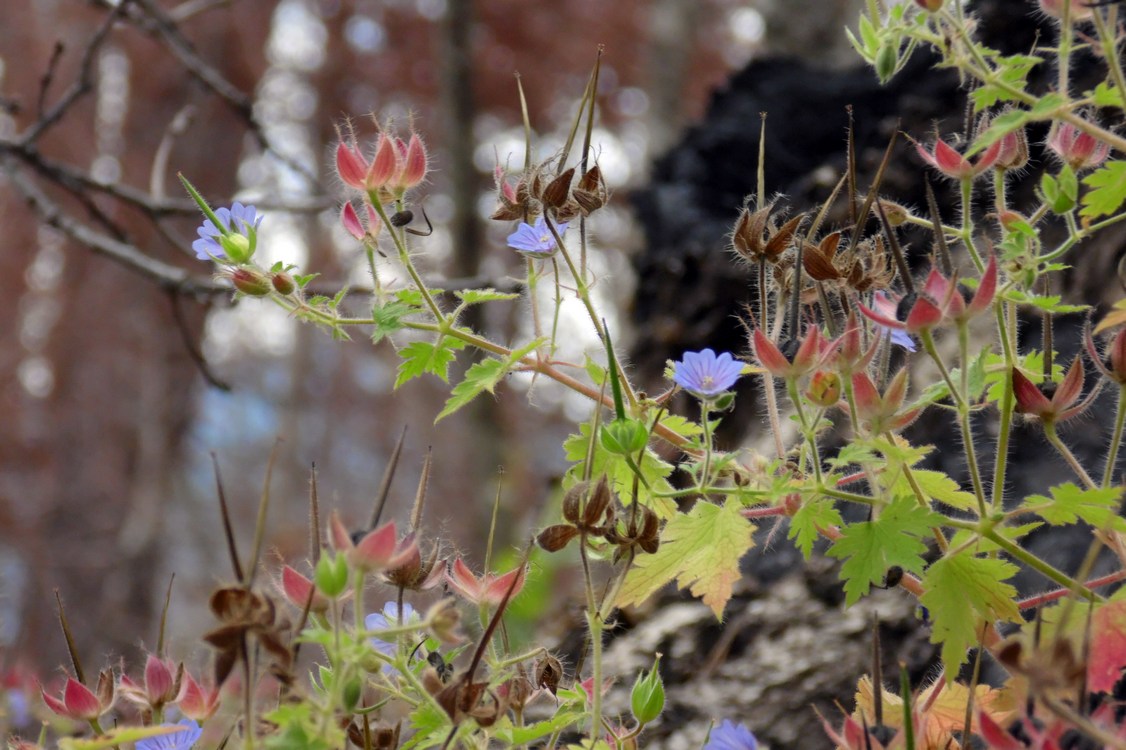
{"left": 600, "top": 418, "right": 649, "bottom": 456}
{"left": 271, "top": 272, "right": 296, "bottom": 295}
{"left": 915, "top": 0, "right": 942, "bottom": 10}
{"left": 314, "top": 553, "right": 349, "bottom": 598}
{"left": 229, "top": 268, "right": 271, "bottom": 296}
{"left": 425, "top": 598, "right": 463, "bottom": 644}
{"left": 805, "top": 370, "right": 842, "bottom": 408}
{"left": 630, "top": 655, "right": 665, "bottom": 725}
{"left": 875, "top": 43, "right": 899, "bottom": 83}
{"left": 220, "top": 233, "right": 254, "bottom": 264}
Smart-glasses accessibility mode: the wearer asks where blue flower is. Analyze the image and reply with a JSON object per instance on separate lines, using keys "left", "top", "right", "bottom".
{"left": 506, "top": 217, "right": 568, "bottom": 255}
{"left": 673, "top": 349, "right": 744, "bottom": 398}
{"left": 192, "top": 202, "right": 262, "bottom": 261}
{"left": 136, "top": 719, "right": 203, "bottom": 750}
{"left": 365, "top": 602, "right": 418, "bottom": 672}
{"left": 705, "top": 720, "right": 758, "bottom": 750}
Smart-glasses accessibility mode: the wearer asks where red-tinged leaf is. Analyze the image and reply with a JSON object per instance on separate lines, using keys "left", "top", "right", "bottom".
{"left": 1089, "top": 598, "right": 1126, "bottom": 692}
{"left": 340, "top": 202, "right": 364, "bottom": 240}
{"left": 857, "top": 301, "right": 904, "bottom": 330}
{"left": 63, "top": 678, "right": 101, "bottom": 719}
{"left": 1051, "top": 357, "right": 1084, "bottom": 411}
{"left": 367, "top": 134, "right": 399, "bottom": 188}
{"left": 978, "top": 709, "right": 1022, "bottom": 750}
{"left": 969, "top": 255, "right": 998, "bottom": 316}
{"left": 933, "top": 140, "right": 971, "bottom": 177}
{"left": 884, "top": 367, "right": 909, "bottom": 412}
{"left": 792, "top": 326, "right": 825, "bottom": 373}
{"left": 852, "top": 372, "right": 881, "bottom": 418}
{"left": 353, "top": 522, "right": 399, "bottom": 569}
{"left": 905, "top": 296, "right": 944, "bottom": 332}
{"left": 328, "top": 510, "right": 353, "bottom": 552}
{"left": 616, "top": 499, "right": 754, "bottom": 618}
{"left": 921, "top": 267, "right": 950, "bottom": 300}
{"left": 1012, "top": 368, "right": 1051, "bottom": 415}
{"left": 335, "top": 142, "right": 369, "bottom": 189}
{"left": 753, "top": 328, "right": 791, "bottom": 377}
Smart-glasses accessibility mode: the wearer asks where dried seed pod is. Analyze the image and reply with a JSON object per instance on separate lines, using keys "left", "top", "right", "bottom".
{"left": 536, "top": 524, "right": 580, "bottom": 552}
{"left": 534, "top": 654, "right": 563, "bottom": 695}
{"left": 541, "top": 167, "right": 575, "bottom": 209}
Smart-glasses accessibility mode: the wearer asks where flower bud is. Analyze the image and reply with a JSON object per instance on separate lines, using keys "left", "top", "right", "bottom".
{"left": 425, "top": 598, "right": 464, "bottom": 645}
{"left": 875, "top": 43, "right": 899, "bottom": 83}
{"left": 342, "top": 677, "right": 363, "bottom": 712}
{"left": 805, "top": 370, "right": 842, "bottom": 408}
{"left": 915, "top": 0, "right": 942, "bottom": 10}
{"left": 229, "top": 268, "right": 271, "bottom": 296}
{"left": 220, "top": 233, "right": 253, "bottom": 264}
{"left": 1048, "top": 121, "right": 1110, "bottom": 171}
{"left": 314, "top": 553, "right": 349, "bottom": 598}
{"left": 630, "top": 656, "right": 665, "bottom": 725}
{"left": 271, "top": 272, "right": 296, "bottom": 295}
{"left": 600, "top": 418, "right": 650, "bottom": 456}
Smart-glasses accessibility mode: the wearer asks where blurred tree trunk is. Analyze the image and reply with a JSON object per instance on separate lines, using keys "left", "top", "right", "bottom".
{"left": 0, "top": 2, "right": 271, "bottom": 667}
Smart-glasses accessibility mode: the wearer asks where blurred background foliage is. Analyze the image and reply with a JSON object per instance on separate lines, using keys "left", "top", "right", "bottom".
{"left": 0, "top": 0, "right": 864, "bottom": 671}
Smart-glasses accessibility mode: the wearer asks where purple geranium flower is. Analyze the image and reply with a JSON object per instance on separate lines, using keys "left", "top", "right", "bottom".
{"left": 873, "top": 291, "right": 917, "bottom": 352}
{"left": 506, "top": 217, "right": 568, "bottom": 255}
{"left": 673, "top": 349, "right": 744, "bottom": 398}
{"left": 365, "top": 602, "right": 418, "bottom": 672}
{"left": 192, "top": 202, "right": 263, "bottom": 261}
{"left": 705, "top": 720, "right": 758, "bottom": 750}
{"left": 136, "top": 719, "right": 203, "bottom": 750}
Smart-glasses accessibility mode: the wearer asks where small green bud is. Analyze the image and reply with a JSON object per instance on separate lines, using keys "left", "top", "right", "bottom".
{"left": 341, "top": 677, "right": 363, "bottom": 711}
{"left": 600, "top": 418, "right": 649, "bottom": 456}
{"left": 220, "top": 233, "right": 254, "bottom": 264}
{"left": 630, "top": 655, "right": 665, "bottom": 725}
{"left": 314, "top": 553, "right": 349, "bottom": 598}
{"left": 875, "top": 42, "right": 899, "bottom": 83}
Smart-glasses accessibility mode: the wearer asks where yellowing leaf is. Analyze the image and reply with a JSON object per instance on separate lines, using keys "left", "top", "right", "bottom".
{"left": 59, "top": 725, "right": 187, "bottom": 750}
{"left": 616, "top": 499, "right": 754, "bottom": 618}
{"left": 920, "top": 553, "right": 1021, "bottom": 677}
{"left": 853, "top": 675, "right": 1016, "bottom": 748}
{"left": 896, "top": 469, "right": 979, "bottom": 513}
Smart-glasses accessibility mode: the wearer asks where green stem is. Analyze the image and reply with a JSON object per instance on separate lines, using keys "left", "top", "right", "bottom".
{"left": 699, "top": 400, "right": 714, "bottom": 492}
{"left": 1044, "top": 422, "right": 1098, "bottom": 490}
{"left": 920, "top": 329, "right": 987, "bottom": 514}
{"left": 1104, "top": 385, "right": 1126, "bottom": 488}
{"left": 786, "top": 379, "right": 823, "bottom": 484}
{"left": 982, "top": 529, "right": 1100, "bottom": 602}
{"left": 959, "top": 178, "right": 983, "bottom": 271}
{"left": 991, "top": 301, "right": 1016, "bottom": 514}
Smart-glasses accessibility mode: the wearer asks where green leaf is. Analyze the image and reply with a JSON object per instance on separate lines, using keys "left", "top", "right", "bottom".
{"left": 920, "top": 553, "right": 1020, "bottom": 676}
{"left": 896, "top": 469, "right": 979, "bottom": 513}
{"left": 454, "top": 288, "right": 520, "bottom": 305}
{"left": 827, "top": 496, "right": 940, "bottom": 605}
{"left": 434, "top": 338, "right": 544, "bottom": 421}
{"left": 617, "top": 499, "right": 755, "bottom": 617}
{"left": 828, "top": 440, "right": 881, "bottom": 469}
{"left": 371, "top": 298, "right": 420, "bottom": 343}
{"left": 437, "top": 359, "right": 506, "bottom": 420}
{"left": 1023, "top": 482, "right": 1126, "bottom": 530}
{"left": 656, "top": 414, "right": 704, "bottom": 441}
{"left": 1081, "top": 161, "right": 1126, "bottom": 219}
{"left": 494, "top": 712, "right": 586, "bottom": 745}
{"left": 563, "top": 422, "right": 677, "bottom": 517}
{"left": 394, "top": 339, "right": 466, "bottom": 388}
{"left": 789, "top": 496, "right": 844, "bottom": 559}
{"left": 1091, "top": 81, "right": 1126, "bottom": 109}
{"left": 1000, "top": 288, "right": 1088, "bottom": 314}
{"left": 970, "top": 53, "right": 1042, "bottom": 110}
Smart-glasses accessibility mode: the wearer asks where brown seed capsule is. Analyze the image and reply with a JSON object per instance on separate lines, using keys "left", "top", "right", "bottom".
{"left": 534, "top": 654, "right": 563, "bottom": 695}
{"left": 536, "top": 524, "right": 579, "bottom": 552}
{"left": 585, "top": 475, "right": 613, "bottom": 527}
{"left": 541, "top": 168, "right": 574, "bottom": 209}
